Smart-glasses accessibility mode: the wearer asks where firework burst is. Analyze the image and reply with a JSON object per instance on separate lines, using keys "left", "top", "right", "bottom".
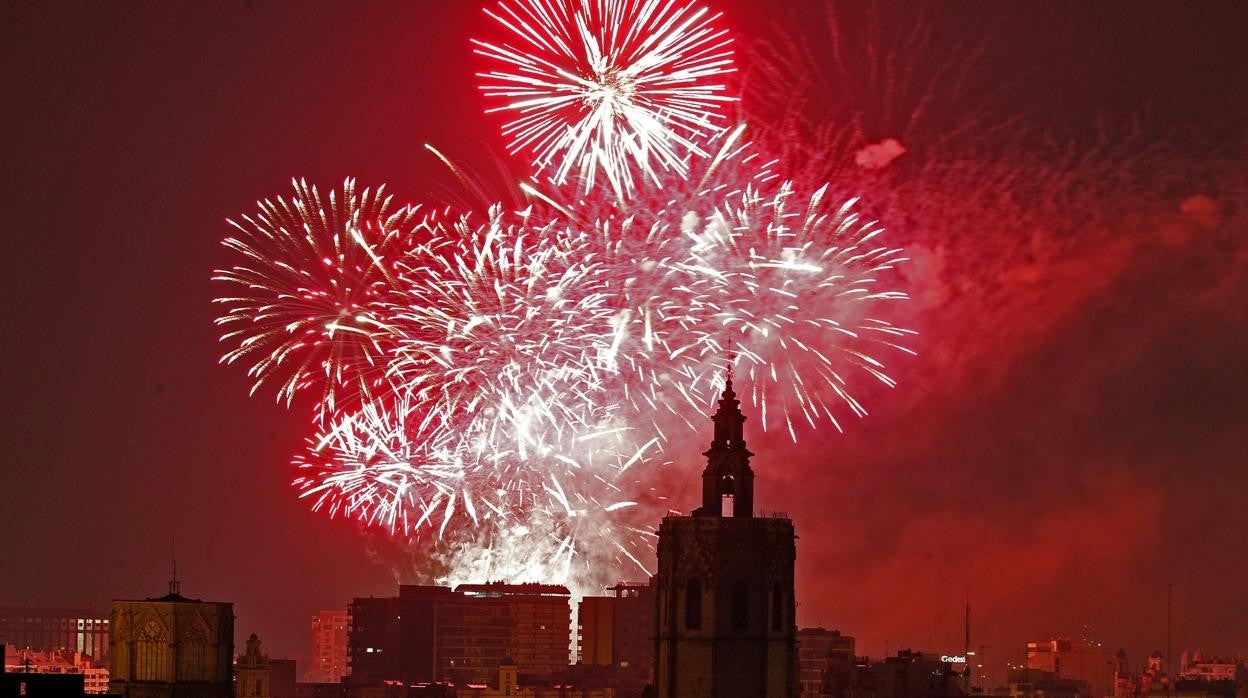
{"left": 213, "top": 178, "right": 423, "bottom": 414}
{"left": 387, "top": 204, "right": 617, "bottom": 464}
{"left": 214, "top": 1, "right": 918, "bottom": 594}
{"left": 680, "top": 181, "right": 915, "bottom": 439}
{"left": 292, "top": 390, "right": 468, "bottom": 537}
{"left": 474, "top": 0, "right": 737, "bottom": 197}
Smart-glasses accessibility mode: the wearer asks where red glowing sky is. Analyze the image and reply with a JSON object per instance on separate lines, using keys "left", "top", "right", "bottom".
{"left": 1, "top": 0, "right": 1245, "bottom": 675}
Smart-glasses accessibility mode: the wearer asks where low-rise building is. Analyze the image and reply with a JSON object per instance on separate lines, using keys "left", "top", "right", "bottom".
{"left": 2, "top": 644, "right": 107, "bottom": 694}
{"left": 797, "top": 627, "right": 855, "bottom": 698}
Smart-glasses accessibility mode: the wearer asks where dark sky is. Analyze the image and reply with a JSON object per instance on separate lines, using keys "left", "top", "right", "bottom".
{"left": 2, "top": 0, "right": 1246, "bottom": 678}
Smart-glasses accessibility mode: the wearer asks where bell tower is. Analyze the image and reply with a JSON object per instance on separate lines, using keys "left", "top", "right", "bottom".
{"left": 696, "top": 377, "right": 755, "bottom": 518}
{"left": 652, "top": 378, "right": 797, "bottom": 698}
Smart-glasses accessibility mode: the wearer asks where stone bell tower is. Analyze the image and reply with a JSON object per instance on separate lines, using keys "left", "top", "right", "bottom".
{"left": 653, "top": 376, "right": 797, "bottom": 697}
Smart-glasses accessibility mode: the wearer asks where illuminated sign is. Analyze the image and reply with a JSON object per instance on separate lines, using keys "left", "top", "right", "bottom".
{"left": 941, "top": 655, "right": 967, "bottom": 664}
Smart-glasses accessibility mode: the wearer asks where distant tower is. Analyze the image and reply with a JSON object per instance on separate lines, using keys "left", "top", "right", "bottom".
{"left": 235, "top": 633, "right": 271, "bottom": 698}
{"left": 653, "top": 377, "right": 797, "bottom": 697}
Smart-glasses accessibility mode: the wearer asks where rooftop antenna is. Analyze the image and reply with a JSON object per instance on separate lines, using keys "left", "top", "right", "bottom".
{"left": 169, "top": 538, "right": 181, "bottom": 597}
{"left": 965, "top": 588, "right": 972, "bottom": 694}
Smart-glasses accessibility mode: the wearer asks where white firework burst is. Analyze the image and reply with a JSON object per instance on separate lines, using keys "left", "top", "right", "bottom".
{"left": 474, "top": 0, "right": 737, "bottom": 197}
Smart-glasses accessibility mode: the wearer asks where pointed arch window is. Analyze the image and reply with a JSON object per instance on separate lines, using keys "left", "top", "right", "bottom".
{"left": 178, "top": 626, "right": 208, "bottom": 681}
{"left": 731, "top": 580, "right": 749, "bottom": 631}
{"left": 136, "top": 619, "right": 170, "bottom": 681}
{"left": 685, "top": 578, "right": 702, "bottom": 630}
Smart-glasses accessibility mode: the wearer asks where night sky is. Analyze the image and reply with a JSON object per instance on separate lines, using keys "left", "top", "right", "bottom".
{"left": 2, "top": 0, "right": 1246, "bottom": 677}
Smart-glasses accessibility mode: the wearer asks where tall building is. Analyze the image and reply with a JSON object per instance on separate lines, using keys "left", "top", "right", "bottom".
{"left": 1027, "top": 639, "right": 1115, "bottom": 698}
{"left": 577, "top": 582, "right": 654, "bottom": 697}
{"left": 606, "top": 582, "right": 653, "bottom": 679}
{"left": 0, "top": 606, "right": 110, "bottom": 663}
{"left": 449, "top": 583, "right": 571, "bottom": 685}
{"left": 579, "top": 597, "right": 614, "bottom": 666}
{"left": 796, "top": 628, "right": 855, "bottom": 698}
{"left": 346, "top": 596, "right": 400, "bottom": 687}
{"left": 398, "top": 585, "right": 458, "bottom": 686}
{"left": 434, "top": 588, "right": 512, "bottom": 687}
{"left": 307, "top": 610, "right": 348, "bottom": 684}
{"left": 108, "top": 577, "right": 234, "bottom": 698}
{"left": 653, "top": 378, "right": 797, "bottom": 698}
{"left": 346, "top": 583, "right": 572, "bottom": 689}
{"left": 578, "top": 582, "right": 653, "bottom": 679}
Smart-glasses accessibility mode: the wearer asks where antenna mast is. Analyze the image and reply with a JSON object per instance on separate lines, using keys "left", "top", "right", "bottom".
{"left": 169, "top": 538, "right": 180, "bottom": 596}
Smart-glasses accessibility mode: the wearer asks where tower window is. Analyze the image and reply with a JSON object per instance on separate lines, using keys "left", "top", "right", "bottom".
{"left": 771, "top": 583, "right": 784, "bottom": 630}
{"left": 721, "top": 494, "right": 734, "bottom": 517}
{"left": 685, "top": 578, "right": 702, "bottom": 630}
{"left": 731, "top": 580, "right": 749, "bottom": 631}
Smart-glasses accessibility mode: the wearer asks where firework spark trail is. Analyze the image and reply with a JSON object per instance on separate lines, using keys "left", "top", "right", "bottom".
{"left": 387, "top": 204, "right": 619, "bottom": 466}
{"left": 294, "top": 366, "right": 665, "bottom": 588}
{"left": 293, "top": 390, "right": 470, "bottom": 537}
{"left": 474, "top": 0, "right": 737, "bottom": 198}
{"left": 511, "top": 132, "right": 913, "bottom": 442}
{"left": 212, "top": 178, "right": 425, "bottom": 415}
{"left": 663, "top": 178, "right": 916, "bottom": 440}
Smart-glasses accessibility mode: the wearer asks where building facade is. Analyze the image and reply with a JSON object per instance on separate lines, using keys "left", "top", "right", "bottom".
{"left": 347, "top": 583, "right": 572, "bottom": 690}
{"left": 108, "top": 582, "right": 234, "bottom": 698}
{"left": 653, "top": 378, "right": 797, "bottom": 698}
{"left": 447, "top": 583, "right": 571, "bottom": 685}
{"left": 0, "top": 607, "right": 110, "bottom": 664}
{"left": 307, "top": 610, "right": 349, "bottom": 684}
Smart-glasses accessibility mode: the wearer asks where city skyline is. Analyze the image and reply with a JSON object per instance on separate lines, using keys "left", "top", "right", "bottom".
{"left": 2, "top": 0, "right": 1246, "bottom": 678}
